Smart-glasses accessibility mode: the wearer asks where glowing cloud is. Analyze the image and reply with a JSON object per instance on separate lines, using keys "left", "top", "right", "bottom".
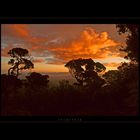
{"left": 46, "top": 27, "right": 123, "bottom": 64}
{"left": 103, "top": 62, "right": 121, "bottom": 68}
{"left": 1, "top": 24, "right": 30, "bottom": 39}
{"left": 1, "top": 25, "right": 127, "bottom": 73}
{"left": 32, "top": 58, "right": 45, "bottom": 63}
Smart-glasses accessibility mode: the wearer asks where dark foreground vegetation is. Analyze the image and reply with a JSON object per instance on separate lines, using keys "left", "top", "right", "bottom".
{"left": 1, "top": 24, "right": 139, "bottom": 116}
{"left": 1, "top": 61, "right": 139, "bottom": 116}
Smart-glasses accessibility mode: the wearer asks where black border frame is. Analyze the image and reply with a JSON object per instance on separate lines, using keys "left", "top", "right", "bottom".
{"left": 0, "top": 17, "right": 140, "bottom": 123}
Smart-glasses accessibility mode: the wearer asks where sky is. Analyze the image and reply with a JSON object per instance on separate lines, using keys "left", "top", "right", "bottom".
{"left": 1, "top": 24, "right": 129, "bottom": 74}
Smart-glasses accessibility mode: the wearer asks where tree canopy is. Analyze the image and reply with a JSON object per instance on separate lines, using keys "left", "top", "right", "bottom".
{"left": 65, "top": 58, "right": 106, "bottom": 87}
{"left": 8, "top": 48, "right": 34, "bottom": 77}
{"left": 116, "top": 24, "right": 139, "bottom": 62}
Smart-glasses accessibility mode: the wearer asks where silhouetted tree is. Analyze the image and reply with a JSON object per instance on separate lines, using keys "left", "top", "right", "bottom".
{"left": 116, "top": 24, "right": 139, "bottom": 101}
{"left": 26, "top": 72, "right": 49, "bottom": 89}
{"left": 103, "top": 70, "right": 120, "bottom": 85}
{"left": 116, "top": 24, "right": 139, "bottom": 62}
{"left": 103, "top": 61, "right": 138, "bottom": 86}
{"left": 103, "top": 61, "right": 139, "bottom": 101}
{"left": 8, "top": 48, "right": 34, "bottom": 77}
{"left": 117, "top": 62, "right": 138, "bottom": 82}
{"left": 65, "top": 58, "right": 106, "bottom": 87}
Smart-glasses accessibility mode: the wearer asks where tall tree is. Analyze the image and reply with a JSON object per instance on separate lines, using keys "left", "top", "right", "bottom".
{"left": 8, "top": 48, "right": 34, "bottom": 77}
{"left": 65, "top": 58, "right": 106, "bottom": 87}
{"left": 116, "top": 24, "right": 139, "bottom": 62}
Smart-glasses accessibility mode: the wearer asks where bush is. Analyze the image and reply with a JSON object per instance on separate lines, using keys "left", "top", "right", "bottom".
{"left": 26, "top": 72, "right": 49, "bottom": 89}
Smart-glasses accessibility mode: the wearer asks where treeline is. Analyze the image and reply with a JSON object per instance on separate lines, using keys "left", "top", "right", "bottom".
{"left": 1, "top": 24, "right": 139, "bottom": 115}
{"left": 1, "top": 61, "right": 138, "bottom": 116}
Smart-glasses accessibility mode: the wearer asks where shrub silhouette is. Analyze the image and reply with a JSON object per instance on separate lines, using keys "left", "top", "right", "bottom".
{"left": 26, "top": 72, "right": 49, "bottom": 89}
{"left": 58, "top": 80, "right": 70, "bottom": 90}
{"left": 56, "top": 80, "right": 75, "bottom": 95}
{"left": 1, "top": 74, "right": 23, "bottom": 115}
{"left": 1, "top": 74, "right": 22, "bottom": 94}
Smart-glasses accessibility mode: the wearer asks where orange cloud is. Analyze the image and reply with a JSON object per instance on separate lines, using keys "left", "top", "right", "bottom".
{"left": 32, "top": 58, "right": 45, "bottom": 63}
{"left": 1, "top": 44, "right": 15, "bottom": 57}
{"left": 103, "top": 62, "right": 121, "bottom": 67}
{"left": 1, "top": 25, "right": 126, "bottom": 65}
{"left": 1, "top": 24, "right": 49, "bottom": 57}
{"left": 2, "top": 24, "right": 48, "bottom": 45}
{"left": 46, "top": 27, "right": 123, "bottom": 64}
{"left": 103, "top": 62, "right": 125, "bottom": 71}
{"left": 1, "top": 24, "right": 30, "bottom": 39}
{"left": 12, "top": 24, "right": 30, "bottom": 39}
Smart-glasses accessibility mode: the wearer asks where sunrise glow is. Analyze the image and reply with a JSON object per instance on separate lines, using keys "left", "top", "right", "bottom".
{"left": 1, "top": 24, "right": 128, "bottom": 74}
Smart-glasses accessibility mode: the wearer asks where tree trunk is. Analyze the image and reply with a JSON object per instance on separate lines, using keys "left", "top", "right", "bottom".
{"left": 75, "top": 75, "right": 83, "bottom": 86}
{"left": 8, "top": 68, "right": 13, "bottom": 75}
{"left": 15, "top": 62, "right": 20, "bottom": 77}
{"left": 16, "top": 68, "right": 19, "bottom": 77}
